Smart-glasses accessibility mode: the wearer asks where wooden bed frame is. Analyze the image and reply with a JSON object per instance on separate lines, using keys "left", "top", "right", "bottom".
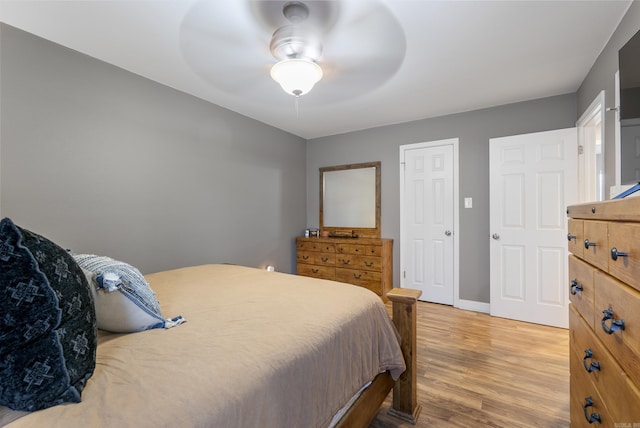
{"left": 335, "top": 288, "right": 422, "bottom": 427}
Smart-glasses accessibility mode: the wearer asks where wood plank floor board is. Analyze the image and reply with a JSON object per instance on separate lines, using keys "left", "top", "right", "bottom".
{"left": 371, "top": 302, "right": 569, "bottom": 427}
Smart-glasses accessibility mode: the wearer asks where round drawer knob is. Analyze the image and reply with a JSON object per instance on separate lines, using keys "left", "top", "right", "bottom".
{"left": 610, "top": 247, "right": 629, "bottom": 261}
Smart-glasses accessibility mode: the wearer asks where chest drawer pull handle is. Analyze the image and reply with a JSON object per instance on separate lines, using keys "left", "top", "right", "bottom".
{"left": 582, "top": 397, "right": 601, "bottom": 424}
{"left": 302, "top": 255, "right": 309, "bottom": 260}
{"left": 321, "top": 257, "right": 329, "bottom": 263}
{"left": 353, "top": 273, "right": 362, "bottom": 279}
{"left": 610, "top": 247, "right": 628, "bottom": 261}
{"left": 567, "top": 233, "right": 577, "bottom": 242}
{"left": 312, "top": 269, "right": 319, "bottom": 274}
{"left": 601, "top": 308, "right": 625, "bottom": 334}
{"left": 364, "top": 261, "right": 374, "bottom": 267}
{"left": 582, "top": 349, "right": 601, "bottom": 373}
{"left": 341, "top": 259, "right": 351, "bottom": 265}
{"left": 584, "top": 239, "right": 597, "bottom": 250}
{"left": 570, "top": 279, "right": 583, "bottom": 295}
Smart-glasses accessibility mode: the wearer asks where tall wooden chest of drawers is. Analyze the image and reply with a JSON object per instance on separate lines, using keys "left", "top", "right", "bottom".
{"left": 296, "top": 236, "right": 393, "bottom": 300}
{"left": 567, "top": 199, "right": 640, "bottom": 426}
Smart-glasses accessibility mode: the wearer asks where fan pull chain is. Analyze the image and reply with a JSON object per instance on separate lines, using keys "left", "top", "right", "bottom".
{"left": 295, "top": 95, "right": 300, "bottom": 117}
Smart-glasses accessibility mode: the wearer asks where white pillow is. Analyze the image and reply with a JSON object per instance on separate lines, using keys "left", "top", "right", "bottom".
{"left": 75, "top": 254, "right": 184, "bottom": 333}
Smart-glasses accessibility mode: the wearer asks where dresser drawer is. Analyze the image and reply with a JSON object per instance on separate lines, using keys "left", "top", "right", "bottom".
{"left": 582, "top": 221, "right": 608, "bottom": 272}
{"left": 594, "top": 271, "right": 640, "bottom": 388}
{"left": 296, "top": 240, "right": 335, "bottom": 253}
{"left": 297, "top": 264, "right": 335, "bottom": 280}
{"left": 607, "top": 221, "right": 640, "bottom": 292}
{"left": 315, "top": 253, "right": 335, "bottom": 266}
{"left": 297, "top": 251, "right": 315, "bottom": 265}
{"left": 569, "top": 255, "right": 596, "bottom": 330}
{"left": 568, "top": 219, "right": 584, "bottom": 258}
{"left": 335, "top": 268, "right": 382, "bottom": 294}
{"left": 336, "top": 243, "right": 382, "bottom": 256}
{"left": 297, "top": 251, "right": 335, "bottom": 266}
{"left": 569, "top": 305, "right": 640, "bottom": 422}
{"left": 569, "top": 340, "right": 615, "bottom": 428}
{"left": 335, "top": 254, "right": 381, "bottom": 272}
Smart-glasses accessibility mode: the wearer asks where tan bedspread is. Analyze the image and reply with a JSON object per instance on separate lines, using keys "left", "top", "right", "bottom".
{"left": 2, "top": 264, "right": 405, "bottom": 428}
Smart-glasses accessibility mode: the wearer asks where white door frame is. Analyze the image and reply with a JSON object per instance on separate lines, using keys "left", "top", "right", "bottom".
{"left": 576, "top": 90, "right": 605, "bottom": 202}
{"left": 611, "top": 71, "right": 635, "bottom": 197}
{"left": 399, "top": 138, "right": 460, "bottom": 307}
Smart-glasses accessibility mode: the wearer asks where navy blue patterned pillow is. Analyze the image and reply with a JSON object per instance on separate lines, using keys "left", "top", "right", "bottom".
{"left": 0, "top": 218, "right": 97, "bottom": 411}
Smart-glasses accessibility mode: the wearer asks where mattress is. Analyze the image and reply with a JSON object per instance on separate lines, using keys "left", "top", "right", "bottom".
{"left": 1, "top": 264, "right": 405, "bottom": 427}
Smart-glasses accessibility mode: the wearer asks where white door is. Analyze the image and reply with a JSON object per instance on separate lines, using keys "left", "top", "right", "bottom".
{"left": 400, "top": 139, "right": 458, "bottom": 304}
{"left": 490, "top": 128, "right": 577, "bottom": 328}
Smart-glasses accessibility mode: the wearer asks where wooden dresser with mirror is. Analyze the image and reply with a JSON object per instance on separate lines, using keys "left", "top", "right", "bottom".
{"left": 567, "top": 197, "right": 640, "bottom": 426}
{"left": 296, "top": 161, "right": 393, "bottom": 300}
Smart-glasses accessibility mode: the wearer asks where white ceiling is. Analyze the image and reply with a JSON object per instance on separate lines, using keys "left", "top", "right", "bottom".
{"left": 0, "top": 0, "right": 632, "bottom": 139}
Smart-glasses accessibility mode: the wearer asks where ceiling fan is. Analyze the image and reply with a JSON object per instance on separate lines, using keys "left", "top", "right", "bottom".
{"left": 179, "top": 0, "right": 406, "bottom": 105}
{"left": 268, "top": 1, "right": 324, "bottom": 97}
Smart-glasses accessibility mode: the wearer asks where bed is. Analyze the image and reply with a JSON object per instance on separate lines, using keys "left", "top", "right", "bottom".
{"left": 1, "top": 256, "right": 420, "bottom": 427}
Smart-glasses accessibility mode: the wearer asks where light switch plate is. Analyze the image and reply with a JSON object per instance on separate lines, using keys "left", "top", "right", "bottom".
{"left": 464, "top": 197, "right": 472, "bottom": 209}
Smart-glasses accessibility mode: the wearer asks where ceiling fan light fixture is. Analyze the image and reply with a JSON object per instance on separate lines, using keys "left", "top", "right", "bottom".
{"left": 270, "top": 58, "right": 323, "bottom": 97}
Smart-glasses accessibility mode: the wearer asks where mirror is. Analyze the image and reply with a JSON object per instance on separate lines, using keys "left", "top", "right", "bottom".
{"left": 320, "top": 161, "right": 381, "bottom": 238}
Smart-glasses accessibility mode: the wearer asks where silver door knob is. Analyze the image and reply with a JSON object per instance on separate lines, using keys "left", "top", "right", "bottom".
{"left": 445, "top": 230, "right": 452, "bottom": 236}
{"left": 492, "top": 233, "right": 500, "bottom": 240}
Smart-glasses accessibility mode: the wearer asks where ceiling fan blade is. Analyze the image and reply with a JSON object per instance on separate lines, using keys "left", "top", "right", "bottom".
{"left": 180, "top": 0, "right": 276, "bottom": 95}
{"left": 315, "top": 0, "right": 406, "bottom": 101}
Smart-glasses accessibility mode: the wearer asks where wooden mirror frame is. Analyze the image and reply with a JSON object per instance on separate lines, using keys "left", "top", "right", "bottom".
{"left": 319, "top": 161, "right": 381, "bottom": 238}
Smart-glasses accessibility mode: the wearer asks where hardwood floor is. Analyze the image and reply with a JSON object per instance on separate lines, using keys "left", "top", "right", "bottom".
{"left": 371, "top": 302, "right": 570, "bottom": 427}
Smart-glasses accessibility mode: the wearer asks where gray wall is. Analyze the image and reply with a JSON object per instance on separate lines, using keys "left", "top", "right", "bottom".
{"left": 577, "top": 1, "right": 640, "bottom": 196}
{"left": 5, "top": 2, "right": 638, "bottom": 304}
{"left": 307, "top": 94, "right": 577, "bottom": 303}
{"left": 0, "top": 24, "right": 307, "bottom": 275}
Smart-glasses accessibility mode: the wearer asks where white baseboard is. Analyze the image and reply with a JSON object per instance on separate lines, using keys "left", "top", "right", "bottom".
{"left": 456, "top": 299, "right": 490, "bottom": 314}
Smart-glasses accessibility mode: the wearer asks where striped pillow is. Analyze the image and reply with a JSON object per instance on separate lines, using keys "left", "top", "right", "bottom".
{"left": 73, "top": 254, "right": 184, "bottom": 333}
